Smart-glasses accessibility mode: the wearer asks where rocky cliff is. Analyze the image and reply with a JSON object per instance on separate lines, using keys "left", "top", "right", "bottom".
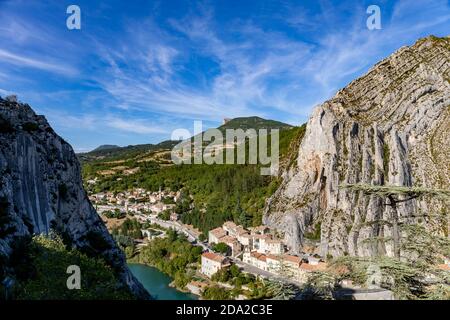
{"left": 0, "top": 96, "right": 149, "bottom": 298}
{"left": 263, "top": 35, "right": 450, "bottom": 258}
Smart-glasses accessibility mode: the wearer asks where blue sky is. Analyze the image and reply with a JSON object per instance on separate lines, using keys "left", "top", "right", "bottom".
{"left": 0, "top": 0, "right": 449, "bottom": 152}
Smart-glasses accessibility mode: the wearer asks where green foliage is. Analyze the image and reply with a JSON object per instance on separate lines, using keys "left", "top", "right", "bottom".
{"left": 103, "top": 209, "right": 126, "bottom": 219}
{"left": 162, "top": 197, "right": 175, "bottom": 204}
{"left": 303, "top": 225, "right": 450, "bottom": 300}
{"left": 85, "top": 230, "right": 111, "bottom": 252}
{"left": 340, "top": 184, "right": 450, "bottom": 200}
{"left": 212, "top": 242, "right": 229, "bottom": 255}
{"left": 198, "top": 233, "right": 206, "bottom": 242}
{"left": 331, "top": 254, "right": 449, "bottom": 300}
{"left": 211, "top": 267, "right": 232, "bottom": 283}
{"left": 202, "top": 285, "right": 231, "bottom": 300}
{"left": 82, "top": 126, "right": 306, "bottom": 234}
{"left": 113, "top": 234, "right": 135, "bottom": 258}
{"left": 138, "top": 231, "right": 202, "bottom": 289}
{"left": 78, "top": 140, "right": 178, "bottom": 164}
{"left": 304, "top": 222, "right": 321, "bottom": 241}
{"left": 22, "top": 122, "right": 39, "bottom": 132}
{"left": 0, "top": 115, "right": 15, "bottom": 133}
{"left": 158, "top": 210, "right": 171, "bottom": 221}
{"left": 401, "top": 224, "right": 450, "bottom": 265}
{"left": 230, "top": 264, "right": 240, "bottom": 278}
{"left": 218, "top": 116, "right": 292, "bottom": 133}
{"left": 302, "top": 271, "right": 337, "bottom": 300}
{"left": 14, "top": 234, "right": 133, "bottom": 300}
{"left": 112, "top": 218, "right": 142, "bottom": 239}
{"left": 264, "top": 280, "right": 298, "bottom": 300}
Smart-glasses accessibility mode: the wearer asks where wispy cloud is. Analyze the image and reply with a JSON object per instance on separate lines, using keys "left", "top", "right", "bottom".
{"left": 0, "top": 49, "right": 77, "bottom": 75}
{"left": 107, "top": 117, "right": 170, "bottom": 135}
{"left": 0, "top": 0, "right": 449, "bottom": 150}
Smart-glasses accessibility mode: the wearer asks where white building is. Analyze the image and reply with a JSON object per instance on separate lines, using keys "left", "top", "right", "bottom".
{"left": 201, "top": 252, "right": 230, "bottom": 278}
{"left": 220, "top": 235, "right": 242, "bottom": 257}
{"left": 243, "top": 251, "right": 268, "bottom": 271}
{"left": 223, "top": 221, "right": 239, "bottom": 237}
{"left": 208, "top": 227, "right": 227, "bottom": 244}
{"left": 263, "top": 239, "right": 284, "bottom": 254}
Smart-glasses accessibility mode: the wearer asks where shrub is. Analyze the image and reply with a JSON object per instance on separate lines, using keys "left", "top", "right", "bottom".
{"left": 14, "top": 234, "right": 133, "bottom": 299}
{"left": 22, "top": 122, "right": 39, "bottom": 132}
{"left": 0, "top": 115, "right": 15, "bottom": 133}
{"left": 213, "top": 242, "right": 229, "bottom": 255}
{"left": 85, "top": 230, "right": 111, "bottom": 252}
{"left": 202, "top": 285, "right": 231, "bottom": 300}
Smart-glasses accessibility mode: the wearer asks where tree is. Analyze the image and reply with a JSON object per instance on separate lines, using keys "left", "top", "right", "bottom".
{"left": 198, "top": 233, "right": 206, "bottom": 242}
{"left": 211, "top": 267, "right": 231, "bottom": 283}
{"left": 264, "top": 280, "right": 298, "bottom": 300}
{"left": 340, "top": 184, "right": 450, "bottom": 259}
{"left": 230, "top": 264, "right": 241, "bottom": 278}
{"left": 202, "top": 285, "right": 231, "bottom": 300}
{"left": 213, "top": 242, "right": 229, "bottom": 255}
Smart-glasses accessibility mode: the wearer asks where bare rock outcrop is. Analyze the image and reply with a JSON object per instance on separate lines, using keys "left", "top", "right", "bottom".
{"left": 263, "top": 35, "right": 450, "bottom": 258}
{"left": 0, "top": 97, "right": 149, "bottom": 298}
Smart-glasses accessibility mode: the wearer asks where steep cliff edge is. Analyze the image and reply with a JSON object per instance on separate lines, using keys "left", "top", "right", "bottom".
{"left": 263, "top": 35, "right": 450, "bottom": 258}
{"left": 0, "top": 97, "right": 149, "bottom": 298}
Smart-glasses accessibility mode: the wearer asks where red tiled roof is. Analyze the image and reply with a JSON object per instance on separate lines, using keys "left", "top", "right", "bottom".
{"left": 221, "top": 235, "right": 238, "bottom": 244}
{"left": 257, "top": 255, "right": 267, "bottom": 262}
{"left": 299, "top": 262, "right": 328, "bottom": 271}
{"left": 202, "top": 252, "right": 227, "bottom": 263}
{"left": 210, "top": 227, "right": 226, "bottom": 238}
{"left": 282, "top": 254, "right": 302, "bottom": 265}
{"left": 266, "top": 254, "right": 281, "bottom": 261}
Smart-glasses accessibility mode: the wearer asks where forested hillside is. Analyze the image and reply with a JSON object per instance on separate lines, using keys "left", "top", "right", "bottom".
{"left": 82, "top": 124, "right": 306, "bottom": 233}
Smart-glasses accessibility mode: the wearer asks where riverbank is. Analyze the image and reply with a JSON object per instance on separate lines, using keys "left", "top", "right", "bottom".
{"left": 128, "top": 263, "right": 198, "bottom": 300}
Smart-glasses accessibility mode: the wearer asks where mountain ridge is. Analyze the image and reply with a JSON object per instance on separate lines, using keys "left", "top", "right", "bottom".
{"left": 263, "top": 35, "right": 450, "bottom": 258}
{"left": 0, "top": 97, "right": 149, "bottom": 298}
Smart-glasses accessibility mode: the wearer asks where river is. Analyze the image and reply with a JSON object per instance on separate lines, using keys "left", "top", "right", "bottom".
{"left": 128, "top": 263, "right": 198, "bottom": 300}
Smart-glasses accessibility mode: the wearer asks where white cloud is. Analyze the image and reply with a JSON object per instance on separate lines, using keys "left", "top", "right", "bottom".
{"left": 107, "top": 117, "right": 170, "bottom": 135}
{"left": 0, "top": 49, "right": 77, "bottom": 76}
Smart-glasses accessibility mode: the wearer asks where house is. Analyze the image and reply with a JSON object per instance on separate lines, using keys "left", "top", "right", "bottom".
{"left": 297, "top": 261, "right": 328, "bottom": 282}
{"left": 264, "top": 239, "right": 284, "bottom": 254}
{"left": 243, "top": 251, "right": 268, "bottom": 271}
{"left": 251, "top": 234, "right": 266, "bottom": 252}
{"left": 220, "top": 235, "right": 242, "bottom": 257}
{"left": 201, "top": 252, "right": 230, "bottom": 278}
{"left": 274, "top": 254, "right": 302, "bottom": 278}
{"left": 266, "top": 254, "right": 282, "bottom": 273}
{"left": 252, "top": 234, "right": 274, "bottom": 253}
{"left": 208, "top": 227, "right": 227, "bottom": 244}
{"left": 250, "top": 225, "right": 270, "bottom": 235}
{"left": 237, "top": 233, "right": 252, "bottom": 247}
{"left": 223, "top": 221, "right": 239, "bottom": 236}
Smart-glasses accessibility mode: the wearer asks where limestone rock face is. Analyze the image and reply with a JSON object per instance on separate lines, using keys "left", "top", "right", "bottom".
{"left": 0, "top": 98, "right": 149, "bottom": 298}
{"left": 263, "top": 36, "right": 450, "bottom": 258}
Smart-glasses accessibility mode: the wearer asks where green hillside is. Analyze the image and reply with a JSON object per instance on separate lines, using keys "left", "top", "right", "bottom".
{"left": 218, "top": 116, "right": 293, "bottom": 132}
{"left": 82, "top": 122, "right": 306, "bottom": 234}
{"left": 78, "top": 140, "right": 179, "bottom": 163}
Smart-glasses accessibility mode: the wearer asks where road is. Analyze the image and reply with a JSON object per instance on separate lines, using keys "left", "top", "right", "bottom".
{"left": 136, "top": 213, "right": 301, "bottom": 286}
{"left": 138, "top": 214, "right": 209, "bottom": 250}
{"left": 232, "top": 258, "right": 302, "bottom": 287}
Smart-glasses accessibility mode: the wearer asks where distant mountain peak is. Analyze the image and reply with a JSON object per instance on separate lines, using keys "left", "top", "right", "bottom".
{"left": 92, "top": 144, "right": 121, "bottom": 152}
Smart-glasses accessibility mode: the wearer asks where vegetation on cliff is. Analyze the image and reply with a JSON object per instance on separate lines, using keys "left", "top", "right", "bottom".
{"left": 3, "top": 234, "right": 134, "bottom": 300}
